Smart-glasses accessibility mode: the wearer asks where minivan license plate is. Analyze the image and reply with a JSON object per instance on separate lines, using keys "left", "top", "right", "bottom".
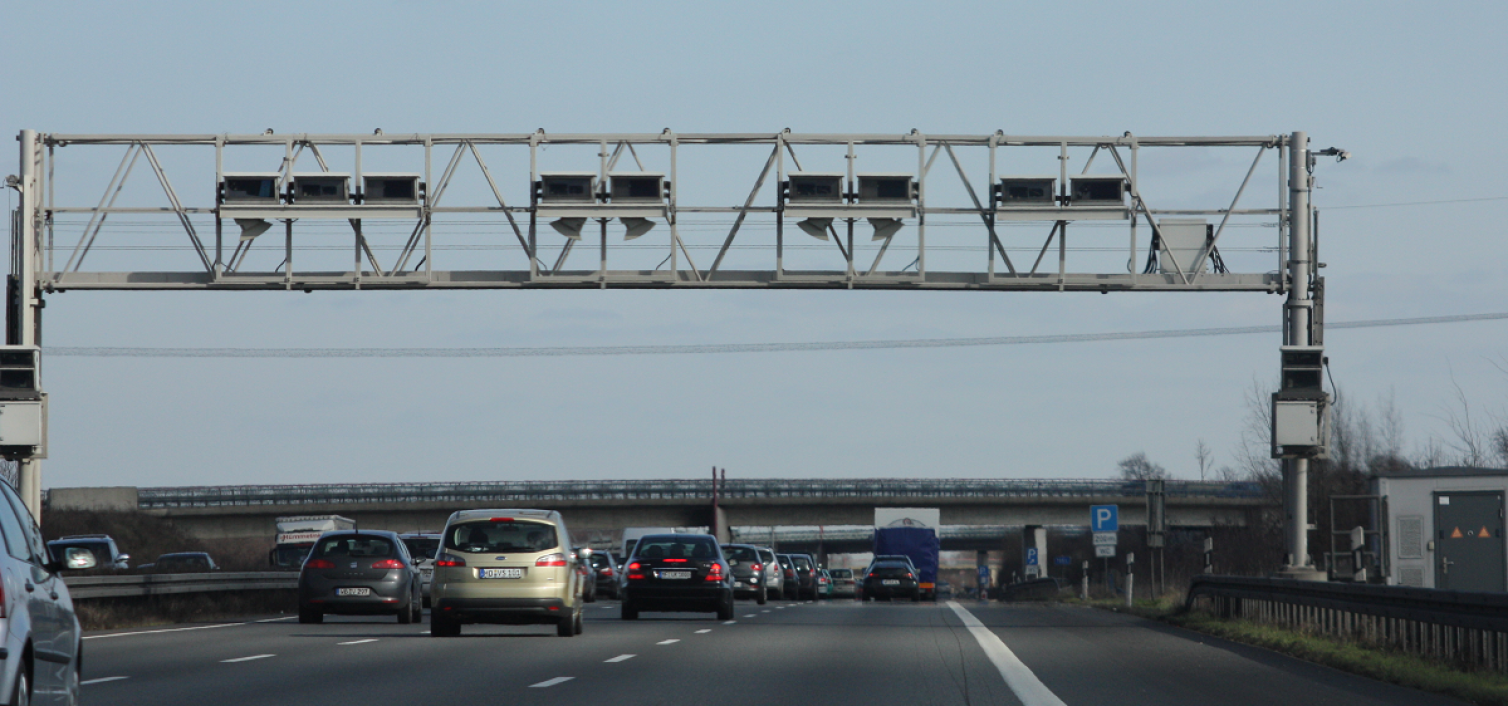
{"left": 480, "top": 568, "right": 525, "bottom": 579}
{"left": 657, "top": 570, "right": 692, "bottom": 580}
{"left": 336, "top": 587, "right": 371, "bottom": 596}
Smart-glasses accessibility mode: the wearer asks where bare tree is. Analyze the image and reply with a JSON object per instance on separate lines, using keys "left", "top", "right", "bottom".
{"left": 1117, "top": 452, "right": 1171, "bottom": 481}
{"left": 1194, "top": 439, "right": 1213, "bottom": 482}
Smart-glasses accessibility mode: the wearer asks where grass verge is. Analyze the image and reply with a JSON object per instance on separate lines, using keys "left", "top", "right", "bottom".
{"left": 1062, "top": 595, "right": 1508, "bottom": 705}
{"left": 76, "top": 590, "right": 297, "bottom": 632}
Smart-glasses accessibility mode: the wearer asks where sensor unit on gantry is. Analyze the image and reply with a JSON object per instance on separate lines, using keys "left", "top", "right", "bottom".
{"left": 537, "top": 172, "right": 599, "bottom": 203}
{"left": 361, "top": 173, "right": 423, "bottom": 204}
{"left": 219, "top": 173, "right": 282, "bottom": 204}
{"left": 289, "top": 173, "right": 351, "bottom": 203}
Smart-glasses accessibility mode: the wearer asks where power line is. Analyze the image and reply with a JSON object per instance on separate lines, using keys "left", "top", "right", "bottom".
{"left": 45, "top": 311, "right": 1508, "bottom": 359}
{"left": 1324, "top": 196, "right": 1508, "bottom": 210}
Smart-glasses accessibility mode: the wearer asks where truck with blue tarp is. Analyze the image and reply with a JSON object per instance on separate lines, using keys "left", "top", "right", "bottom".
{"left": 873, "top": 526, "right": 940, "bottom": 601}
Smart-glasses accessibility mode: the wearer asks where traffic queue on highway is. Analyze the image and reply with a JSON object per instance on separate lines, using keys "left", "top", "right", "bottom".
{"left": 283, "top": 508, "right": 937, "bottom": 638}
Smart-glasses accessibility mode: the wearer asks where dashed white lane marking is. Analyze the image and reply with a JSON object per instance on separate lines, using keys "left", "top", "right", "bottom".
{"left": 656, "top": 639, "right": 680, "bottom": 645}
{"left": 775, "top": 606, "right": 785, "bottom": 609}
{"left": 338, "top": 639, "right": 379, "bottom": 645}
{"left": 81, "top": 677, "right": 129, "bottom": 686}
{"left": 761, "top": 610, "right": 771, "bottom": 613}
{"left": 722, "top": 620, "right": 737, "bottom": 625}
{"left": 85, "top": 623, "right": 238, "bottom": 640}
{"left": 604, "top": 654, "right": 636, "bottom": 663}
{"left": 419, "top": 631, "right": 430, "bottom": 634}
{"left": 946, "top": 601, "right": 1067, "bottom": 706}
{"left": 694, "top": 629, "right": 712, "bottom": 634}
{"left": 743, "top": 614, "right": 756, "bottom": 618}
{"left": 220, "top": 654, "right": 275, "bottom": 663}
{"left": 530, "top": 677, "right": 574, "bottom": 688}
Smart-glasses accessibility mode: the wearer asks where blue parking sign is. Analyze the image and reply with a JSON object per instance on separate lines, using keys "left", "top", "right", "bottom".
{"left": 1091, "top": 505, "right": 1119, "bottom": 532}
{"left": 1026, "top": 547, "right": 1039, "bottom": 566}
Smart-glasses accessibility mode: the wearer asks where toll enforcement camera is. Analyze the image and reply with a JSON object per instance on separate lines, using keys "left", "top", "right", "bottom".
{"left": 1272, "top": 346, "right": 1331, "bottom": 458}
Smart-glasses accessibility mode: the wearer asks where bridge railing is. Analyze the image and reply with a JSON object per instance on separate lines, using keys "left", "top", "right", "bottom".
{"left": 1185, "top": 575, "right": 1508, "bottom": 673}
{"left": 131, "top": 478, "right": 1264, "bottom": 509}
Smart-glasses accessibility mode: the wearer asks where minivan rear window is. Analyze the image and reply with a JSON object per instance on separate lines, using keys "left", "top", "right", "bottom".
{"left": 830, "top": 569, "right": 852, "bottom": 578}
{"left": 445, "top": 521, "right": 558, "bottom": 554}
{"left": 722, "top": 546, "right": 759, "bottom": 563}
{"left": 634, "top": 535, "right": 718, "bottom": 560}
{"left": 312, "top": 536, "right": 396, "bottom": 559}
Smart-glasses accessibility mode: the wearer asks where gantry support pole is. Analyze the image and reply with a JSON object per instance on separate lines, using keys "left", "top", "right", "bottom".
{"left": 14, "top": 129, "right": 43, "bottom": 523}
{"left": 1282, "top": 131, "right": 1314, "bottom": 575}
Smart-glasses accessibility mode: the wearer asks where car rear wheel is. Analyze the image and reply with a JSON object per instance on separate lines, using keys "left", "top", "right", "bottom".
{"left": 11, "top": 669, "right": 27, "bottom": 706}
{"left": 756, "top": 586, "right": 767, "bottom": 605}
{"left": 716, "top": 596, "right": 734, "bottom": 621}
{"left": 911, "top": 591, "right": 921, "bottom": 602}
{"left": 398, "top": 591, "right": 415, "bottom": 624}
{"left": 574, "top": 610, "right": 584, "bottom": 635}
{"left": 556, "top": 613, "right": 575, "bottom": 637}
{"left": 621, "top": 601, "right": 639, "bottom": 620}
{"left": 298, "top": 604, "right": 324, "bottom": 624}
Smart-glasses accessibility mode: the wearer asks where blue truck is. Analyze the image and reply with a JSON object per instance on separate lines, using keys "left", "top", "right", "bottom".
{"left": 873, "top": 526, "right": 941, "bottom": 601}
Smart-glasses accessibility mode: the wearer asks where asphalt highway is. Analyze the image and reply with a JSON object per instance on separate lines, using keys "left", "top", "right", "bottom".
{"left": 78, "top": 599, "right": 1462, "bottom": 706}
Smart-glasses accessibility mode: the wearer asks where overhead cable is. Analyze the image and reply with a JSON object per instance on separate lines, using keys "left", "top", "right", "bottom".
{"left": 45, "top": 311, "right": 1508, "bottom": 359}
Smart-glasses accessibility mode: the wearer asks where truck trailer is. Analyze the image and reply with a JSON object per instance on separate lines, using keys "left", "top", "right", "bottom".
{"left": 270, "top": 515, "right": 356, "bottom": 569}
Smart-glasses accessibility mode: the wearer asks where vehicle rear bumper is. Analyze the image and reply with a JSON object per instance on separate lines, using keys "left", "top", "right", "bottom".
{"left": 434, "top": 596, "right": 569, "bottom": 624}
{"left": 624, "top": 585, "right": 729, "bottom": 611}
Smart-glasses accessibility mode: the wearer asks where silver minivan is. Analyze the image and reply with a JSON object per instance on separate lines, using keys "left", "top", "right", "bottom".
{"left": 429, "top": 509, "right": 584, "bottom": 638}
{"left": 0, "top": 480, "right": 95, "bottom": 705}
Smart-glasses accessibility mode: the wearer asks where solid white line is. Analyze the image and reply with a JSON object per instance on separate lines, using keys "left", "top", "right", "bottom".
{"left": 529, "top": 677, "right": 574, "bottom": 688}
{"left": 694, "top": 629, "right": 712, "bottom": 634}
{"left": 656, "top": 639, "right": 680, "bottom": 645}
{"left": 254, "top": 617, "right": 295, "bottom": 623}
{"left": 338, "top": 639, "right": 379, "bottom": 645}
{"left": 84, "top": 623, "right": 239, "bottom": 640}
{"left": 722, "top": 620, "right": 737, "bottom": 625}
{"left": 81, "top": 676, "right": 129, "bottom": 686}
{"left": 946, "top": 602, "right": 1066, "bottom": 706}
{"left": 604, "top": 654, "right": 636, "bottom": 663}
{"left": 220, "top": 654, "right": 275, "bottom": 664}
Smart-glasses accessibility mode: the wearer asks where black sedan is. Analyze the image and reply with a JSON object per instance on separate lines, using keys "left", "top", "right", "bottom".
{"left": 862, "top": 561, "right": 920, "bottom": 602}
{"left": 298, "top": 530, "right": 424, "bottom": 624}
{"left": 621, "top": 534, "right": 734, "bottom": 620}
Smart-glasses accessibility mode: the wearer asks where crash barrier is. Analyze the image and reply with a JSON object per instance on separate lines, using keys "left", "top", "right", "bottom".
{"left": 62, "top": 572, "right": 297, "bottom": 600}
{"left": 1185, "top": 575, "right": 1508, "bottom": 673}
{"left": 1000, "top": 577, "right": 1063, "bottom": 602}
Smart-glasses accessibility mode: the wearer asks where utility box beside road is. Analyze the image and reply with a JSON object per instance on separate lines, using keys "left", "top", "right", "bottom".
{"left": 1374, "top": 466, "right": 1507, "bottom": 592}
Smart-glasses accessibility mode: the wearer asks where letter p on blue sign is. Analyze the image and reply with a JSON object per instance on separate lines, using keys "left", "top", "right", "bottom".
{"left": 1091, "top": 505, "right": 1119, "bottom": 533}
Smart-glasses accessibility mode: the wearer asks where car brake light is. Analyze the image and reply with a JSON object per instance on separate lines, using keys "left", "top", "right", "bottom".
{"left": 435, "top": 554, "right": 466, "bottom": 567}
{"left": 751, "top": 563, "right": 762, "bottom": 572}
{"left": 305, "top": 559, "right": 335, "bottom": 569}
{"left": 627, "top": 561, "right": 645, "bottom": 580}
{"left": 371, "top": 559, "right": 405, "bottom": 569}
{"left": 536, "top": 553, "right": 567, "bottom": 567}
{"left": 490, "top": 517, "right": 514, "bottom": 522}
{"left": 907, "top": 573, "right": 915, "bottom": 580}
{"left": 599, "top": 568, "right": 614, "bottom": 575}
{"left": 706, "top": 563, "right": 724, "bottom": 582}
{"left": 662, "top": 558, "right": 687, "bottom": 563}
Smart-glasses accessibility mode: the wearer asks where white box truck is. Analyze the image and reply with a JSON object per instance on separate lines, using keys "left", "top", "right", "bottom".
{"left": 270, "top": 515, "right": 355, "bottom": 569}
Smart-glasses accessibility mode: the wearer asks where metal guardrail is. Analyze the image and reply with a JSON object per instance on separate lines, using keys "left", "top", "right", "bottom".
{"left": 732, "top": 525, "right": 1018, "bottom": 545}
{"left": 132, "top": 478, "right": 1265, "bottom": 509}
{"left": 62, "top": 572, "right": 296, "bottom": 600}
{"left": 1185, "top": 576, "right": 1508, "bottom": 672}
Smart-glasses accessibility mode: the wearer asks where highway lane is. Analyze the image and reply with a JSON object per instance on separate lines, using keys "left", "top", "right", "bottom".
{"left": 77, "top": 600, "right": 1462, "bottom": 706}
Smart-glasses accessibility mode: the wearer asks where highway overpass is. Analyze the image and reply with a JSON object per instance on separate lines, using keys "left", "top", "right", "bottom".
{"left": 49, "top": 478, "right": 1271, "bottom": 543}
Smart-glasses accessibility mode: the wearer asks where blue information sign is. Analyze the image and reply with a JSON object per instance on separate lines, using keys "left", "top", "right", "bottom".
{"left": 1090, "top": 504, "right": 1119, "bottom": 533}
{"left": 1054, "top": 555, "right": 1072, "bottom": 566}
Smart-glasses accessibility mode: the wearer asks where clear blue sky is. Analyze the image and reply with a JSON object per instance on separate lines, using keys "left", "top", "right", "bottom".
{"left": 4, "top": 1, "right": 1506, "bottom": 488}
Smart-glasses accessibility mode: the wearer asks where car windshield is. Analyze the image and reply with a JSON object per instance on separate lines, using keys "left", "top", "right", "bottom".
{"left": 778, "top": 556, "right": 793, "bottom": 568}
{"left": 401, "top": 537, "right": 440, "bottom": 560}
{"left": 722, "top": 546, "right": 759, "bottom": 563}
{"left": 830, "top": 569, "right": 852, "bottom": 578}
{"left": 634, "top": 536, "right": 718, "bottom": 560}
{"left": 50, "top": 541, "right": 111, "bottom": 561}
{"left": 445, "top": 521, "right": 558, "bottom": 554}
{"left": 311, "top": 535, "right": 397, "bottom": 559}
{"left": 588, "top": 553, "right": 611, "bottom": 569}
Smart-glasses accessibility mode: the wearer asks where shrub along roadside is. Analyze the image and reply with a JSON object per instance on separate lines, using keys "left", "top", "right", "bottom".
{"left": 73, "top": 590, "right": 296, "bottom": 632}
{"left": 1067, "top": 596, "right": 1508, "bottom": 706}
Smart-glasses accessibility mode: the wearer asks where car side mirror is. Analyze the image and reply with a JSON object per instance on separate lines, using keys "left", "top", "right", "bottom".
{"left": 118, "top": 553, "right": 131, "bottom": 563}
{"left": 55, "top": 547, "right": 98, "bottom": 572}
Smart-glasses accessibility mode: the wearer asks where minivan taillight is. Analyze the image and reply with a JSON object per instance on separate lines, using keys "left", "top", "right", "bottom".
{"left": 305, "top": 559, "right": 335, "bottom": 569}
{"left": 435, "top": 554, "right": 466, "bottom": 567}
{"left": 536, "top": 553, "right": 567, "bottom": 567}
{"left": 371, "top": 559, "right": 405, "bottom": 569}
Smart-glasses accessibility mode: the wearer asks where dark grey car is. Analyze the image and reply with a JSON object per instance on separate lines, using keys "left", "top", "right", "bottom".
{"left": 720, "top": 543, "right": 769, "bottom": 604}
{"left": 298, "top": 530, "right": 423, "bottom": 624}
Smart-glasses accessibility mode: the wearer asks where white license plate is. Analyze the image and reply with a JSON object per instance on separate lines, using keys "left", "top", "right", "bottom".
{"left": 421, "top": 568, "right": 434, "bottom": 577}
{"left": 336, "top": 587, "right": 371, "bottom": 596}
{"left": 882, "top": 579, "right": 901, "bottom": 586}
{"left": 657, "top": 570, "right": 692, "bottom": 580}
{"left": 480, "top": 568, "right": 525, "bottom": 579}
{"left": 734, "top": 581, "right": 745, "bottom": 587}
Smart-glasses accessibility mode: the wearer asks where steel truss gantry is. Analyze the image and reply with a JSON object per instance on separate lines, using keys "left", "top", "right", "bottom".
{"left": 20, "top": 131, "right": 1293, "bottom": 293}
{"left": 10, "top": 130, "right": 1328, "bottom": 580}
